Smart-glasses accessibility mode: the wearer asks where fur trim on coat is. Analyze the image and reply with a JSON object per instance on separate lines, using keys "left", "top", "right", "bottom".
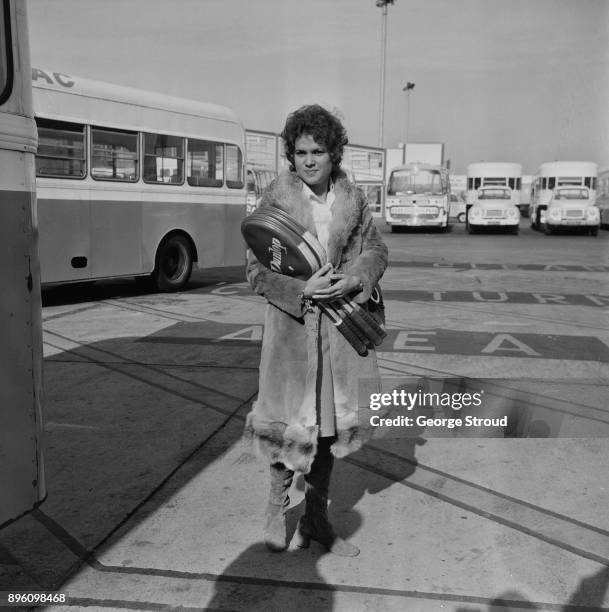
{"left": 243, "top": 169, "right": 388, "bottom": 472}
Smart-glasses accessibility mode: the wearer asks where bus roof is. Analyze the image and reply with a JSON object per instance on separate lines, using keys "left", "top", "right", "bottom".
{"left": 31, "top": 68, "right": 244, "bottom": 141}
{"left": 535, "top": 161, "right": 598, "bottom": 176}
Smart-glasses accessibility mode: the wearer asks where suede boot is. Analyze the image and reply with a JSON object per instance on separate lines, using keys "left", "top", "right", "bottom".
{"left": 264, "top": 462, "right": 294, "bottom": 552}
{"left": 294, "top": 438, "right": 359, "bottom": 557}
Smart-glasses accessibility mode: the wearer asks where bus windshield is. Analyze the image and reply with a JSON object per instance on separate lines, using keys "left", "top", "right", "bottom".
{"left": 388, "top": 169, "right": 446, "bottom": 195}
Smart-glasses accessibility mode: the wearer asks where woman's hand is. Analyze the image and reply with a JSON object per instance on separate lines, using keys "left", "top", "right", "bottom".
{"left": 312, "top": 272, "right": 362, "bottom": 302}
{"left": 303, "top": 263, "right": 334, "bottom": 298}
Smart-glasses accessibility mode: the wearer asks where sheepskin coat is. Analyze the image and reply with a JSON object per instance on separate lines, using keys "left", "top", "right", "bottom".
{"left": 244, "top": 169, "right": 388, "bottom": 473}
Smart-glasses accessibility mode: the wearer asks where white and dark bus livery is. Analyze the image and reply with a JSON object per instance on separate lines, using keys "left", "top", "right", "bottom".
{"left": 1, "top": 0, "right": 45, "bottom": 528}
{"left": 529, "top": 161, "right": 599, "bottom": 235}
{"left": 385, "top": 162, "right": 450, "bottom": 231}
{"left": 465, "top": 162, "right": 521, "bottom": 234}
{"left": 32, "top": 67, "right": 247, "bottom": 290}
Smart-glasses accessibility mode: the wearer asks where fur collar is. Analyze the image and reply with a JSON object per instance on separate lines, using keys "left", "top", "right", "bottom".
{"left": 262, "top": 170, "right": 362, "bottom": 267}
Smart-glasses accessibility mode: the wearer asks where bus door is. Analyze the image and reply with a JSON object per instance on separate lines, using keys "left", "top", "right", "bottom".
{"left": 0, "top": 0, "right": 46, "bottom": 527}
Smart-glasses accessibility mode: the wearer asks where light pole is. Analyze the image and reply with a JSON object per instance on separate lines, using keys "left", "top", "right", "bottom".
{"left": 402, "top": 81, "right": 415, "bottom": 163}
{"left": 376, "top": 0, "right": 394, "bottom": 148}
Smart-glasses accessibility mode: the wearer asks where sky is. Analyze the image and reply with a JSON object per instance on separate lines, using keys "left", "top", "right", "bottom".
{"left": 26, "top": 0, "right": 609, "bottom": 175}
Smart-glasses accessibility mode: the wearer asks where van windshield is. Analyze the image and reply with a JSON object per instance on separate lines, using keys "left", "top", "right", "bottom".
{"left": 553, "top": 188, "right": 589, "bottom": 200}
{"left": 478, "top": 188, "right": 510, "bottom": 200}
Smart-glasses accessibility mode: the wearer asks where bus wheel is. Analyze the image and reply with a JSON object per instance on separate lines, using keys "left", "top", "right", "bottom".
{"left": 544, "top": 225, "right": 553, "bottom": 236}
{"left": 457, "top": 212, "right": 466, "bottom": 223}
{"left": 153, "top": 234, "right": 193, "bottom": 291}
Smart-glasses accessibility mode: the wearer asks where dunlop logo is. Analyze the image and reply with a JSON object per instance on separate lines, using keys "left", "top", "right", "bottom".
{"left": 269, "top": 237, "right": 287, "bottom": 273}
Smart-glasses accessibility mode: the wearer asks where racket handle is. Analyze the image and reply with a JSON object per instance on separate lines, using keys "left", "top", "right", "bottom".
{"left": 331, "top": 300, "right": 375, "bottom": 349}
{"left": 318, "top": 302, "right": 369, "bottom": 356}
{"left": 336, "top": 298, "right": 387, "bottom": 346}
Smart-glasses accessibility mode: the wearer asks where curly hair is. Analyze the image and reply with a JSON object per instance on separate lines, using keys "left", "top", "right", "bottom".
{"left": 280, "top": 104, "right": 349, "bottom": 172}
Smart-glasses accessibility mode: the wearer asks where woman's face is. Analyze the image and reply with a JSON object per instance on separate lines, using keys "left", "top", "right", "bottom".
{"left": 293, "top": 134, "right": 333, "bottom": 195}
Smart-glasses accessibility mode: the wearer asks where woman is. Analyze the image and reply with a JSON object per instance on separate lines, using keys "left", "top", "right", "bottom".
{"left": 245, "top": 104, "right": 388, "bottom": 556}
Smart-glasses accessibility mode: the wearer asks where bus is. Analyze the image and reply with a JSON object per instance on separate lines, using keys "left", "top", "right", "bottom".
{"left": 1, "top": 0, "right": 46, "bottom": 528}
{"left": 385, "top": 162, "right": 450, "bottom": 231}
{"left": 31, "top": 68, "right": 247, "bottom": 290}
{"left": 529, "top": 161, "right": 599, "bottom": 235}
{"left": 465, "top": 162, "right": 521, "bottom": 234}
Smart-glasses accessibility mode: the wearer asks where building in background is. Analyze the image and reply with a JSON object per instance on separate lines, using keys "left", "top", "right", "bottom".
{"left": 246, "top": 130, "right": 386, "bottom": 216}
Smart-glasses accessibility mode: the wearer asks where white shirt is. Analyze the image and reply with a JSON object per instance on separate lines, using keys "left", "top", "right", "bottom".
{"left": 302, "top": 180, "right": 335, "bottom": 253}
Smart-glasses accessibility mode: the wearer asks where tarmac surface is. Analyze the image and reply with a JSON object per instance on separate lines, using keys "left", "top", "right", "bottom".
{"left": 1, "top": 220, "right": 609, "bottom": 611}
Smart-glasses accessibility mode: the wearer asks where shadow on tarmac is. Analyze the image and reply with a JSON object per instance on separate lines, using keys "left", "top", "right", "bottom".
{"left": 0, "top": 306, "right": 259, "bottom": 593}
{"left": 206, "top": 544, "right": 336, "bottom": 611}
{"left": 41, "top": 266, "right": 246, "bottom": 307}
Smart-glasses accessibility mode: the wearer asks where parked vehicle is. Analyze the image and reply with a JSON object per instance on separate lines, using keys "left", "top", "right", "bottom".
{"left": 449, "top": 193, "right": 466, "bottom": 223}
{"left": 529, "top": 161, "right": 599, "bottom": 235}
{"left": 385, "top": 162, "right": 450, "bottom": 231}
{"left": 32, "top": 68, "right": 247, "bottom": 290}
{"left": 465, "top": 162, "right": 521, "bottom": 234}
{"left": 543, "top": 187, "right": 599, "bottom": 236}
{"left": 466, "top": 187, "right": 520, "bottom": 234}
{"left": 597, "top": 194, "right": 609, "bottom": 229}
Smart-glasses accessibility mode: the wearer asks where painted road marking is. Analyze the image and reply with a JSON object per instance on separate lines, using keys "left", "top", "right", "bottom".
{"left": 138, "top": 323, "right": 609, "bottom": 362}
{"left": 209, "top": 284, "right": 609, "bottom": 307}
{"left": 382, "top": 290, "right": 609, "bottom": 306}
{"left": 389, "top": 261, "right": 609, "bottom": 272}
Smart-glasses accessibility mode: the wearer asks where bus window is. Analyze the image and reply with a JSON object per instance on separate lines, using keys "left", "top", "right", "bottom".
{"left": 473, "top": 177, "right": 481, "bottom": 189}
{"left": 144, "top": 133, "right": 184, "bottom": 184}
{"left": 91, "top": 126, "right": 138, "bottom": 182}
{"left": 187, "top": 138, "right": 223, "bottom": 187}
{"left": 225, "top": 144, "right": 244, "bottom": 189}
{"left": 36, "top": 118, "right": 86, "bottom": 178}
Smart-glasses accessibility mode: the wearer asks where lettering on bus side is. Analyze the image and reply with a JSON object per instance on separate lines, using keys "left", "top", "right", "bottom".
{"left": 31, "top": 68, "right": 74, "bottom": 88}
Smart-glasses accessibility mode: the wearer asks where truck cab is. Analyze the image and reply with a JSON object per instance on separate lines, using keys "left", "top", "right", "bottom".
{"left": 543, "top": 187, "right": 600, "bottom": 236}
{"left": 467, "top": 187, "right": 520, "bottom": 234}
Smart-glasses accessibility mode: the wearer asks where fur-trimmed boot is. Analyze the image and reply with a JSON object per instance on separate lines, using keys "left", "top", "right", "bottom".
{"left": 264, "top": 462, "right": 294, "bottom": 552}
{"left": 294, "top": 438, "right": 359, "bottom": 557}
